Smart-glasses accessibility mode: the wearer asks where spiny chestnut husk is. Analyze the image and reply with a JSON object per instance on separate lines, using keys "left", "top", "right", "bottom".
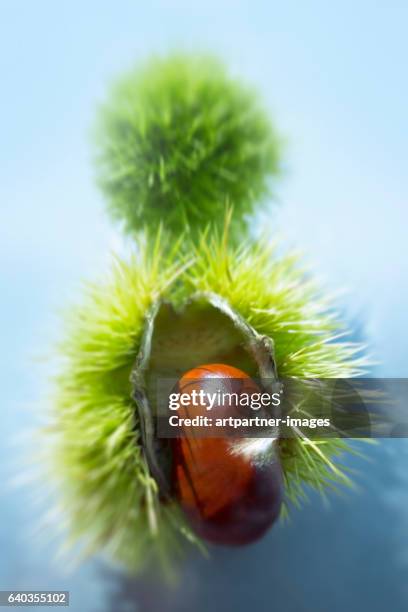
{"left": 48, "top": 233, "right": 363, "bottom": 573}
{"left": 131, "top": 295, "right": 284, "bottom": 547}
{"left": 94, "top": 54, "right": 281, "bottom": 239}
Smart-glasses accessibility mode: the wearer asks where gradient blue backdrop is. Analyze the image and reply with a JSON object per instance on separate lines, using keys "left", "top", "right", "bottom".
{"left": 1, "top": 2, "right": 407, "bottom": 611}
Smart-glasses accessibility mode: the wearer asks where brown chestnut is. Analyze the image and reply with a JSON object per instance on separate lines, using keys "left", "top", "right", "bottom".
{"left": 172, "top": 364, "right": 283, "bottom": 546}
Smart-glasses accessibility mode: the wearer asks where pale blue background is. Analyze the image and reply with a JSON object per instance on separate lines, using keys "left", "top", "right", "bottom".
{"left": 1, "top": 1, "right": 407, "bottom": 611}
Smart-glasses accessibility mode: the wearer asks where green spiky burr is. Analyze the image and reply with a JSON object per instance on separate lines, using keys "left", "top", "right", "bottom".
{"left": 94, "top": 54, "right": 281, "bottom": 239}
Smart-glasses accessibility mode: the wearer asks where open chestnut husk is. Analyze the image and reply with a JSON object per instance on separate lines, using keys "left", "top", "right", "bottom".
{"left": 131, "top": 293, "right": 283, "bottom": 546}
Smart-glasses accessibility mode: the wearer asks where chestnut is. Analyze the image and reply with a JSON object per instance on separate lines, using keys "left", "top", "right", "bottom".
{"left": 171, "top": 364, "right": 283, "bottom": 546}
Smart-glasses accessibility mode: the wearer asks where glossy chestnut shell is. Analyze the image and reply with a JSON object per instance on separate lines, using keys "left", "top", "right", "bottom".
{"left": 171, "top": 364, "right": 283, "bottom": 546}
